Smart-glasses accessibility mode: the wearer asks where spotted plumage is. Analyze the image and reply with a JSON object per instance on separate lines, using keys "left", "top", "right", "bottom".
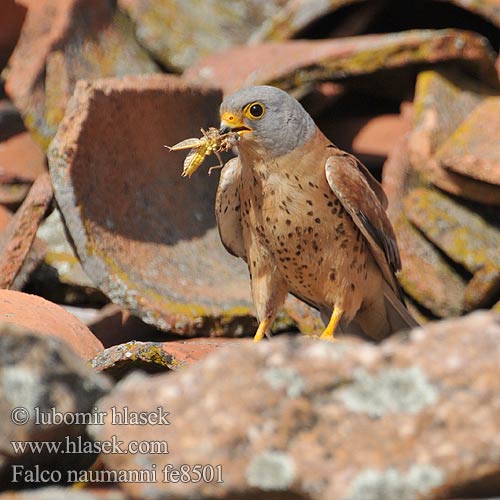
{"left": 214, "top": 86, "right": 418, "bottom": 341}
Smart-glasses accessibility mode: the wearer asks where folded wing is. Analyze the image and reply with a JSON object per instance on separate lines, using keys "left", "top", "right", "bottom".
{"left": 325, "top": 150, "right": 418, "bottom": 332}
{"left": 215, "top": 158, "right": 246, "bottom": 261}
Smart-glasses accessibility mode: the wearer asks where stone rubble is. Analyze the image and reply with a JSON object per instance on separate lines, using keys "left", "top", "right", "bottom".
{"left": 0, "top": 1, "right": 499, "bottom": 497}
{"left": 0, "top": 322, "right": 111, "bottom": 489}
{"left": 91, "top": 312, "right": 500, "bottom": 500}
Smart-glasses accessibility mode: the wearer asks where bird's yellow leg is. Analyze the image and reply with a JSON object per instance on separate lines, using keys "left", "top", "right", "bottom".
{"left": 320, "top": 306, "right": 344, "bottom": 341}
{"left": 254, "top": 318, "right": 272, "bottom": 342}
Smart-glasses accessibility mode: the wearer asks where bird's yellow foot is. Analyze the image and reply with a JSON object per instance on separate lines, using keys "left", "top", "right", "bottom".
{"left": 320, "top": 306, "right": 343, "bottom": 342}
{"left": 254, "top": 318, "right": 272, "bottom": 342}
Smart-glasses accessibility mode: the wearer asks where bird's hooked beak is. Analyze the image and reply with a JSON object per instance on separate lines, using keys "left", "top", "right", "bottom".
{"left": 219, "top": 111, "right": 253, "bottom": 136}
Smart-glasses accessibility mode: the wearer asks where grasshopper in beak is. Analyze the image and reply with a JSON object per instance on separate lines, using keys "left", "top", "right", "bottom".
{"left": 166, "top": 127, "right": 239, "bottom": 178}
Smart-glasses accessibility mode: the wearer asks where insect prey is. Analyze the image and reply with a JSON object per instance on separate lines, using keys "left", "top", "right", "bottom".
{"left": 166, "top": 127, "right": 239, "bottom": 178}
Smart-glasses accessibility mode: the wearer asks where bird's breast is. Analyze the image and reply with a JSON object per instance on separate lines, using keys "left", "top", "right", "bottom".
{"left": 239, "top": 163, "right": 366, "bottom": 307}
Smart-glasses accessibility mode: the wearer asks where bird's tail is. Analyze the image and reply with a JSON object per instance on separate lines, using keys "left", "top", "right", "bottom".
{"left": 382, "top": 280, "right": 420, "bottom": 333}
{"left": 320, "top": 281, "right": 419, "bottom": 342}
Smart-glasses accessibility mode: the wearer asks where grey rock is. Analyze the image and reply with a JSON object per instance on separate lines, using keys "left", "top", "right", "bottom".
{"left": 92, "top": 312, "right": 500, "bottom": 499}
{"left": 0, "top": 487, "right": 127, "bottom": 499}
{"left": 0, "top": 323, "right": 112, "bottom": 488}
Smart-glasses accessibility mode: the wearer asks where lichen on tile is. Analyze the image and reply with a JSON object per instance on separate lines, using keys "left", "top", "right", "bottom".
{"left": 336, "top": 366, "right": 439, "bottom": 417}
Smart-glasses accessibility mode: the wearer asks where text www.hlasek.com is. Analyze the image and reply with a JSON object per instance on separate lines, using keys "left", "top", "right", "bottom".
{"left": 11, "top": 435, "right": 169, "bottom": 455}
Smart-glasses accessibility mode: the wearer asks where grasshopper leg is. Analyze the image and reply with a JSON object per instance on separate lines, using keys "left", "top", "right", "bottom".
{"left": 208, "top": 150, "right": 225, "bottom": 175}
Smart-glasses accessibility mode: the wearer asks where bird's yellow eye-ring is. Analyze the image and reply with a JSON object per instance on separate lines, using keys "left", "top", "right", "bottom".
{"left": 244, "top": 102, "right": 265, "bottom": 120}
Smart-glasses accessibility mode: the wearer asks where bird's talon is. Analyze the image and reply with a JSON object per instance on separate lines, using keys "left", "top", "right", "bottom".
{"left": 320, "top": 306, "right": 343, "bottom": 342}
{"left": 254, "top": 318, "right": 271, "bottom": 342}
{"left": 319, "top": 333, "right": 337, "bottom": 342}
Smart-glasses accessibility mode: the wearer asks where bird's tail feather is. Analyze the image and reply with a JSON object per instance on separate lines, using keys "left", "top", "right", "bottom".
{"left": 319, "top": 281, "right": 419, "bottom": 342}
{"left": 382, "top": 280, "right": 420, "bottom": 333}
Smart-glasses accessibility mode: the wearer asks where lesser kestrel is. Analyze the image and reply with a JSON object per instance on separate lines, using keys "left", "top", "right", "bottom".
{"left": 210, "top": 86, "right": 417, "bottom": 341}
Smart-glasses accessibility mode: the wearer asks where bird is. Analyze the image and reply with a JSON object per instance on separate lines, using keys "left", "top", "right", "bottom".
{"left": 214, "top": 85, "right": 418, "bottom": 342}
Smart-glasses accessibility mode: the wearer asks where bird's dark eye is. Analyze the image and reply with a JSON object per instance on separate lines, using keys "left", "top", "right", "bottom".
{"left": 250, "top": 104, "right": 264, "bottom": 117}
{"left": 244, "top": 102, "right": 265, "bottom": 119}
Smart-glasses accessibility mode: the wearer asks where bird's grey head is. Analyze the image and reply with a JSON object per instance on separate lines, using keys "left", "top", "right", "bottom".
{"left": 220, "top": 85, "right": 316, "bottom": 158}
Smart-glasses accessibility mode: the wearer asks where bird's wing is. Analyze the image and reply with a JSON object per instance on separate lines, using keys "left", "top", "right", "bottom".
{"left": 215, "top": 157, "right": 246, "bottom": 261}
{"left": 325, "top": 151, "right": 418, "bottom": 331}
{"left": 324, "top": 150, "right": 402, "bottom": 297}
{"left": 327, "top": 144, "right": 389, "bottom": 209}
